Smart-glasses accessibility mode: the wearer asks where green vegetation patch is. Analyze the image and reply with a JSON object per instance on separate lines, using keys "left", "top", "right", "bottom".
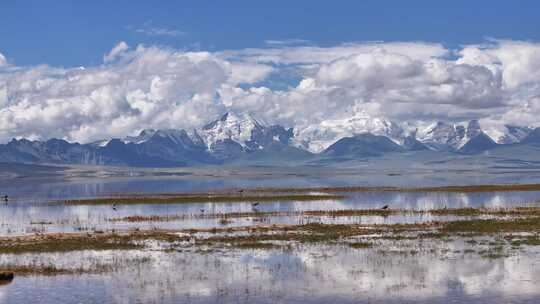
{"left": 0, "top": 231, "right": 189, "bottom": 254}
{"left": 233, "top": 242, "right": 284, "bottom": 250}
{"left": 510, "top": 236, "right": 540, "bottom": 247}
{"left": 349, "top": 242, "right": 373, "bottom": 249}
{"left": 441, "top": 217, "right": 540, "bottom": 234}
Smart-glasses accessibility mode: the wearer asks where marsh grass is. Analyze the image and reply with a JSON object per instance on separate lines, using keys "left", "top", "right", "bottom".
{"left": 349, "top": 242, "right": 373, "bottom": 249}
{"left": 441, "top": 217, "right": 540, "bottom": 234}
{"left": 237, "top": 183, "right": 540, "bottom": 194}
{"left": 232, "top": 242, "right": 284, "bottom": 250}
{"left": 2, "top": 215, "right": 540, "bottom": 255}
{"left": 0, "top": 231, "right": 189, "bottom": 254}
{"left": 62, "top": 194, "right": 346, "bottom": 206}
{"left": 0, "top": 265, "right": 102, "bottom": 276}
{"left": 0, "top": 236, "right": 141, "bottom": 254}
{"left": 510, "top": 236, "right": 540, "bottom": 247}
{"left": 0, "top": 256, "right": 153, "bottom": 276}
{"left": 107, "top": 207, "right": 540, "bottom": 223}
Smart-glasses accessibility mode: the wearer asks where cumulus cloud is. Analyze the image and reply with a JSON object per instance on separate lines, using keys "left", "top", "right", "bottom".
{"left": 0, "top": 52, "right": 7, "bottom": 67}
{"left": 220, "top": 41, "right": 449, "bottom": 65}
{"left": 1, "top": 40, "right": 540, "bottom": 144}
{"left": 0, "top": 45, "right": 271, "bottom": 143}
{"left": 103, "top": 41, "right": 129, "bottom": 63}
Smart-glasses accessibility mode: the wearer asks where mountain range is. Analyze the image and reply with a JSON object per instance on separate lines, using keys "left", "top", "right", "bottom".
{"left": 1, "top": 112, "right": 539, "bottom": 167}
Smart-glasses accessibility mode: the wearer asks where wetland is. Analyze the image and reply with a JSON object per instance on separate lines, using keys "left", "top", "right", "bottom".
{"left": 1, "top": 165, "right": 540, "bottom": 303}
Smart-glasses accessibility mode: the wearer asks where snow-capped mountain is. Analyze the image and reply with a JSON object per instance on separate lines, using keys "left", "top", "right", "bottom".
{"left": 482, "top": 125, "right": 532, "bottom": 144}
{"left": 198, "top": 112, "right": 265, "bottom": 150}
{"left": 416, "top": 121, "right": 466, "bottom": 150}
{"left": 124, "top": 129, "right": 158, "bottom": 144}
{"left": 293, "top": 111, "right": 409, "bottom": 153}
{"left": 415, "top": 119, "right": 530, "bottom": 150}
{"left": 0, "top": 111, "right": 538, "bottom": 167}
{"left": 195, "top": 112, "right": 297, "bottom": 160}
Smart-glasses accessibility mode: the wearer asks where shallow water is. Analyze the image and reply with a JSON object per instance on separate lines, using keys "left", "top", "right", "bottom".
{"left": 2, "top": 167, "right": 540, "bottom": 303}
{"left": 4, "top": 163, "right": 540, "bottom": 203}
{"left": 1, "top": 243, "right": 540, "bottom": 304}
{"left": 1, "top": 190, "right": 540, "bottom": 236}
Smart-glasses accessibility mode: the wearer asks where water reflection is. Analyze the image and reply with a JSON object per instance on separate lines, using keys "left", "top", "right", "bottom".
{"left": 1, "top": 244, "right": 539, "bottom": 303}
{"left": 3, "top": 169, "right": 540, "bottom": 303}
{"left": 1, "top": 190, "right": 540, "bottom": 236}
{"left": 0, "top": 190, "right": 539, "bottom": 236}
{"left": 5, "top": 165, "right": 540, "bottom": 204}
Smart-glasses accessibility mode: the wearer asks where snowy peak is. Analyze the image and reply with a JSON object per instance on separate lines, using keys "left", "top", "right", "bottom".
{"left": 202, "top": 112, "right": 263, "bottom": 131}
{"left": 483, "top": 125, "right": 532, "bottom": 144}
{"left": 124, "top": 129, "right": 157, "bottom": 144}
{"left": 200, "top": 112, "right": 265, "bottom": 150}
{"left": 196, "top": 111, "right": 296, "bottom": 160}
{"left": 152, "top": 129, "right": 192, "bottom": 145}
{"left": 465, "top": 120, "right": 482, "bottom": 139}
{"left": 417, "top": 120, "right": 533, "bottom": 149}
{"left": 294, "top": 111, "right": 407, "bottom": 153}
{"left": 3, "top": 110, "right": 540, "bottom": 167}
{"left": 458, "top": 120, "right": 484, "bottom": 149}
{"left": 124, "top": 128, "right": 196, "bottom": 147}
{"left": 416, "top": 121, "right": 465, "bottom": 150}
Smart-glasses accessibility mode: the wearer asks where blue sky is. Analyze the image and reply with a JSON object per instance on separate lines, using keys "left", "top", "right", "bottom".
{"left": 2, "top": 1, "right": 540, "bottom": 146}
{"left": 1, "top": 0, "right": 540, "bottom": 67}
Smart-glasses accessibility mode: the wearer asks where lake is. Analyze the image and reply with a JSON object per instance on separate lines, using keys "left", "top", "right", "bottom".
{"left": 1, "top": 165, "right": 540, "bottom": 303}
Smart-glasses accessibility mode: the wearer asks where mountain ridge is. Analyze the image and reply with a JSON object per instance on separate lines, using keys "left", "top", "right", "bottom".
{"left": 1, "top": 112, "right": 538, "bottom": 167}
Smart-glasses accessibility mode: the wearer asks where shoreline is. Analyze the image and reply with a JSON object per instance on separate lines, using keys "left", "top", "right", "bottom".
{"left": 47, "top": 183, "right": 540, "bottom": 206}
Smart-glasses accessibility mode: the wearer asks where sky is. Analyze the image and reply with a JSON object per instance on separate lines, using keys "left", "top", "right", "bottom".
{"left": 1, "top": 1, "right": 540, "bottom": 144}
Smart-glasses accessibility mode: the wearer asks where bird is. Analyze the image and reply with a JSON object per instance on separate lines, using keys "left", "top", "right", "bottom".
{"left": 3, "top": 195, "right": 8, "bottom": 202}
{"left": 200, "top": 209, "right": 205, "bottom": 213}
{"left": 112, "top": 203, "right": 117, "bottom": 211}
{"left": 238, "top": 189, "right": 244, "bottom": 193}
{"left": 251, "top": 202, "right": 260, "bottom": 207}
{"left": 0, "top": 272, "right": 14, "bottom": 282}
{"left": 381, "top": 205, "right": 389, "bottom": 210}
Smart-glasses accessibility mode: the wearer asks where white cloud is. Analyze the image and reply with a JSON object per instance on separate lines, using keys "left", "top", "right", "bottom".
{"left": 103, "top": 41, "right": 129, "bottom": 63}
{"left": 0, "top": 52, "right": 7, "bottom": 67}
{"left": 0, "top": 46, "right": 239, "bottom": 142}
{"left": 458, "top": 40, "right": 540, "bottom": 89}
{"left": 128, "top": 21, "right": 185, "bottom": 37}
{"left": 134, "top": 26, "right": 185, "bottom": 37}
{"left": 220, "top": 41, "right": 449, "bottom": 65}
{"left": 1, "top": 40, "right": 540, "bottom": 144}
{"left": 264, "top": 39, "right": 311, "bottom": 46}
